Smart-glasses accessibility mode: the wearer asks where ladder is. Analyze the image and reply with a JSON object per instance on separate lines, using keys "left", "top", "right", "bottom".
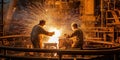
{"left": 106, "top": 10, "right": 120, "bottom": 26}
{"left": 105, "top": 10, "right": 120, "bottom": 42}
{"left": 111, "top": 11, "right": 120, "bottom": 24}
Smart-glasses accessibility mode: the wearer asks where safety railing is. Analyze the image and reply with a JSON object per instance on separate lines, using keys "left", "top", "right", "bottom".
{"left": 0, "top": 35, "right": 30, "bottom": 47}
{"left": 0, "top": 35, "right": 118, "bottom": 47}
{"left": 0, "top": 46, "right": 120, "bottom": 60}
{"left": 0, "top": 35, "right": 120, "bottom": 60}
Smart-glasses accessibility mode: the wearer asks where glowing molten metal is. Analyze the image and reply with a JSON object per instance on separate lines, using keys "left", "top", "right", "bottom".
{"left": 48, "top": 27, "right": 62, "bottom": 44}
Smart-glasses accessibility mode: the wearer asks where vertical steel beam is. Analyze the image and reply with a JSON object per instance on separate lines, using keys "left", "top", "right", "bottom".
{"left": 100, "top": 0, "right": 104, "bottom": 27}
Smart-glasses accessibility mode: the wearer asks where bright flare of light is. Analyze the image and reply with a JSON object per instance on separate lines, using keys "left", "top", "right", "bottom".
{"left": 48, "top": 28, "right": 61, "bottom": 43}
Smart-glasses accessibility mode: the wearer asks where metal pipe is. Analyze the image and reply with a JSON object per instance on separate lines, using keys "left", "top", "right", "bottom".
{"left": 1, "top": 0, "right": 4, "bottom": 36}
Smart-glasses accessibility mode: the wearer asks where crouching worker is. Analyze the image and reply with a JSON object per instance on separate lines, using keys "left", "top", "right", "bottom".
{"left": 67, "top": 23, "right": 84, "bottom": 58}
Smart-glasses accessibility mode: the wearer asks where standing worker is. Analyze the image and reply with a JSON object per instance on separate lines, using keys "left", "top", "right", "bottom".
{"left": 31, "top": 20, "right": 54, "bottom": 49}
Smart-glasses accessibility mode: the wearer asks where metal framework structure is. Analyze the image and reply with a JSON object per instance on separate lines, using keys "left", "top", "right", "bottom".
{"left": 0, "top": 0, "right": 120, "bottom": 60}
